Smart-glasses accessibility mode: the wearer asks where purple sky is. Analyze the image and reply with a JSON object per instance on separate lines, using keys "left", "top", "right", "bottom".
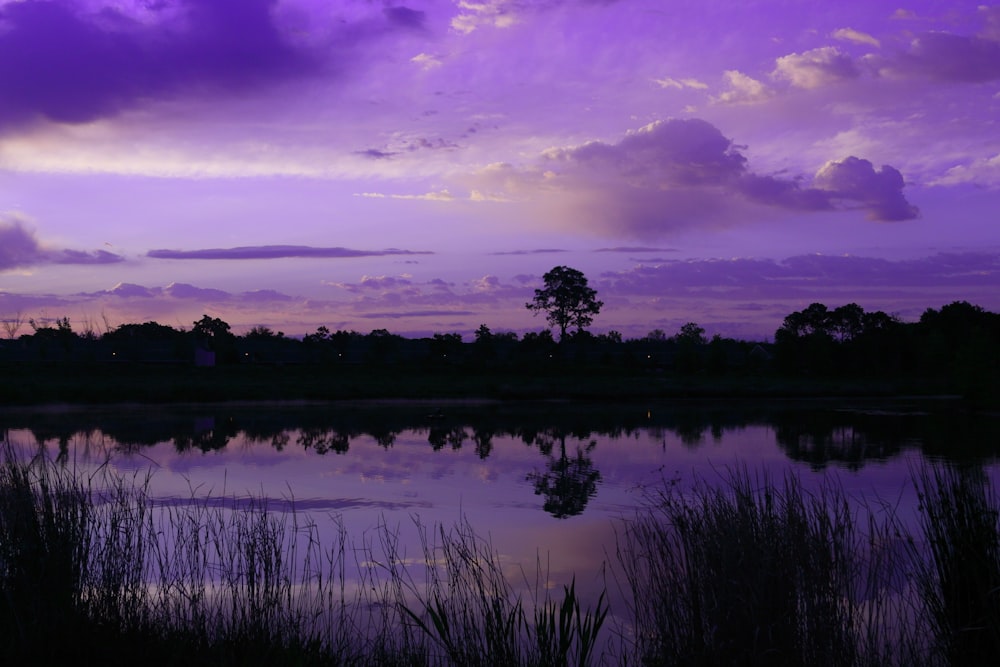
{"left": 1, "top": 0, "right": 998, "bottom": 340}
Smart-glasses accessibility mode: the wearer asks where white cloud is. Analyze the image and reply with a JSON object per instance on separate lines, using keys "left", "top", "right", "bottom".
{"left": 653, "top": 76, "right": 709, "bottom": 90}
{"left": 411, "top": 53, "right": 443, "bottom": 70}
{"left": 469, "top": 189, "right": 512, "bottom": 202}
{"left": 355, "top": 190, "right": 456, "bottom": 201}
{"left": 451, "top": 0, "right": 520, "bottom": 34}
{"left": 831, "top": 28, "right": 880, "bottom": 48}
{"left": 931, "top": 153, "right": 1000, "bottom": 187}
{"left": 774, "top": 47, "right": 860, "bottom": 89}
{"left": 713, "top": 70, "right": 772, "bottom": 104}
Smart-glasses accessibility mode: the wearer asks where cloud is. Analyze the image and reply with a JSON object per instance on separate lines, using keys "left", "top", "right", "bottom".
{"left": 146, "top": 245, "right": 433, "bottom": 260}
{"left": 0, "top": 216, "right": 125, "bottom": 269}
{"left": 102, "top": 282, "right": 157, "bottom": 298}
{"left": 931, "top": 153, "right": 1000, "bottom": 187}
{"left": 470, "top": 118, "right": 918, "bottom": 236}
{"left": 602, "top": 252, "right": 1000, "bottom": 295}
{"left": 653, "top": 76, "right": 708, "bottom": 90}
{"left": 357, "top": 275, "right": 413, "bottom": 290}
{"left": 356, "top": 190, "right": 457, "bottom": 201}
{"left": 0, "top": 0, "right": 322, "bottom": 131}
{"left": 595, "top": 246, "right": 677, "bottom": 253}
{"left": 489, "top": 248, "right": 568, "bottom": 255}
{"left": 411, "top": 52, "right": 443, "bottom": 69}
{"left": 878, "top": 31, "right": 1000, "bottom": 82}
{"left": 774, "top": 47, "right": 861, "bottom": 89}
{"left": 241, "top": 289, "right": 295, "bottom": 303}
{"left": 713, "top": 70, "right": 772, "bottom": 104}
{"left": 359, "top": 310, "right": 476, "bottom": 319}
{"left": 163, "top": 283, "right": 231, "bottom": 300}
{"left": 384, "top": 6, "right": 426, "bottom": 30}
{"left": 813, "top": 157, "right": 919, "bottom": 221}
{"left": 831, "top": 28, "right": 880, "bottom": 48}
{"left": 357, "top": 149, "right": 398, "bottom": 160}
{"left": 450, "top": 0, "right": 520, "bottom": 34}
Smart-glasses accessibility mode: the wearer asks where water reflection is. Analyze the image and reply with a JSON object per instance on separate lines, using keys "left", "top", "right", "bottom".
{"left": 3, "top": 399, "right": 999, "bottom": 522}
{"left": 527, "top": 434, "right": 601, "bottom": 518}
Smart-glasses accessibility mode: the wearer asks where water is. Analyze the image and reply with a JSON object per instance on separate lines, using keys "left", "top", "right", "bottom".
{"left": 3, "top": 398, "right": 998, "bottom": 602}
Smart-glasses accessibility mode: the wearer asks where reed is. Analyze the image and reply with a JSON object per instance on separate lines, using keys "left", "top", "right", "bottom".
{"left": 911, "top": 464, "right": 1000, "bottom": 666}
{"left": 3, "top": 442, "right": 1000, "bottom": 666}
{"left": 615, "top": 467, "right": 935, "bottom": 667}
{"left": 0, "top": 444, "right": 610, "bottom": 665}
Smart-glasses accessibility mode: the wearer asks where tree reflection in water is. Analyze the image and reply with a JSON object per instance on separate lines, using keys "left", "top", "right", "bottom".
{"left": 527, "top": 434, "right": 602, "bottom": 519}
{"left": 297, "top": 428, "right": 351, "bottom": 455}
{"left": 428, "top": 425, "right": 467, "bottom": 451}
{"left": 7, "top": 400, "right": 1000, "bottom": 522}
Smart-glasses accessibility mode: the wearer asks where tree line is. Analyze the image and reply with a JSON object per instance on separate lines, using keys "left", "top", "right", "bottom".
{"left": 1, "top": 265, "right": 997, "bottom": 400}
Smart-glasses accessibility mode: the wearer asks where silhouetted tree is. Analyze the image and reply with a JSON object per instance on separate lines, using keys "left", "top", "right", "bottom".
{"left": 675, "top": 322, "right": 707, "bottom": 345}
{"left": 830, "top": 303, "right": 864, "bottom": 342}
{"left": 245, "top": 325, "right": 283, "bottom": 339}
{"left": 192, "top": 314, "right": 237, "bottom": 363}
{"left": 102, "top": 321, "right": 188, "bottom": 362}
{"left": 1, "top": 311, "right": 25, "bottom": 339}
{"left": 429, "top": 333, "right": 463, "bottom": 361}
{"left": 674, "top": 322, "right": 707, "bottom": 374}
{"left": 519, "top": 329, "right": 556, "bottom": 362}
{"left": 526, "top": 266, "right": 603, "bottom": 340}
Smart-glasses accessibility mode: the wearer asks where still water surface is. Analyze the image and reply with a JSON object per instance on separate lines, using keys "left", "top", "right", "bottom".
{"left": 4, "top": 398, "right": 999, "bottom": 599}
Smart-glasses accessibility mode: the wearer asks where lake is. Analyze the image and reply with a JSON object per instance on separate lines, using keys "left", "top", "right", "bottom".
{"left": 4, "top": 398, "right": 997, "bottom": 606}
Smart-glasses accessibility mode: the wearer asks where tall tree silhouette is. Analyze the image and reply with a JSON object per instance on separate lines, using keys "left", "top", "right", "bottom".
{"left": 526, "top": 266, "right": 603, "bottom": 340}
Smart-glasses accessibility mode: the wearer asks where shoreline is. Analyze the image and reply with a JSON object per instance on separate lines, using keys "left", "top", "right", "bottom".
{"left": 1, "top": 359, "right": 981, "bottom": 408}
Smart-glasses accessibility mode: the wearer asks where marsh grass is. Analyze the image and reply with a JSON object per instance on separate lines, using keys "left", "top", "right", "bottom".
{"left": 613, "top": 467, "right": 979, "bottom": 667}
{"left": 3, "top": 442, "right": 1000, "bottom": 666}
{"left": 0, "top": 444, "right": 610, "bottom": 666}
{"left": 911, "top": 464, "right": 1000, "bottom": 666}
{"left": 617, "top": 470, "right": 864, "bottom": 666}
{"left": 396, "top": 520, "right": 609, "bottom": 667}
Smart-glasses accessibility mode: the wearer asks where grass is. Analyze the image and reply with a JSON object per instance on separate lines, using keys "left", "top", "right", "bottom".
{"left": 617, "top": 470, "right": 864, "bottom": 666}
{"left": 2, "top": 442, "right": 999, "bottom": 665}
{"left": 911, "top": 464, "right": 1000, "bottom": 665}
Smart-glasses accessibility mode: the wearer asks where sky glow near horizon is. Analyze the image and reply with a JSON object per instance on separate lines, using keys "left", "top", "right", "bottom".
{"left": 1, "top": 0, "right": 998, "bottom": 340}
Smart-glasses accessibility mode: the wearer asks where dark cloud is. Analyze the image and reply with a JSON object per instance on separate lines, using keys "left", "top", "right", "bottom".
{"left": 359, "top": 310, "right": 476, "bottom": 319}
{"left": 595, "top": 246, "right": 678, "bottom": 253}
{"left": 475, "top": 118, "right": 918, "bottom": 236}
{"left": 147, "top": 245, "right": 433, "bottom": 260}
{"left": 813, "top": 157, "right": 919, "bottom": 221}
{"left": 52, "top": 248, "right": 124, "bottom": 265}
{"left": 885, "top": 31, "right": 1000, "bottom": 82}
{"left": 384, "top": 6, "right": 425, "bottom": 30}
{"left": 0, "top": 217, "right": 125, "bottom": 269}
{"left": 489, "top": 248, "right": 568, "bottom": 255}
{"left": 0, "top": 0, "right": 318, "bottom": 130}
{"left": 82, "top": 281, "right": 292, "bottom": 304}
{"left": 241, "top": 289, "right": 294, "bottom": 303}
{"left": 0, "top": 218, "right": 45, "bottom": 269}
{"left": 357, "top": 149, "right": 399, "bottom": 160}
{"left": 163, "top": 282, "right": 230, "bottom": 300}
{"left": 600, "top": 252, "right": 1000, "bottom": 296}
{"left": 358, "top": 276, "right": 413, "bottom": 290}
{"left": 548, "top": 118, "right": 747, "bottom": 187}
{"left": 103, "top": 282, "right": 157, "bottom": 298}
{"left": 737, "top": 173, "right": 833, "bottom": 212}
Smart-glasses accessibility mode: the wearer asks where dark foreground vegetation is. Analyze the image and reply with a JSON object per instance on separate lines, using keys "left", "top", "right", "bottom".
{"left": 2, "top": 446, "right": 999, "bottom": 666}
{"left": 1, "top": 300, "right": 998, "bottom": 405}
